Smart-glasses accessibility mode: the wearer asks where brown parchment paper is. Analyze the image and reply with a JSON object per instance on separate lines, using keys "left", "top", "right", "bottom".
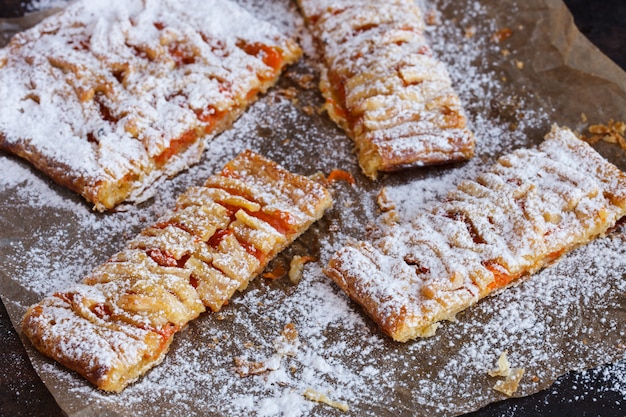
{"left": 1, "top": 0, "right": 625, "bottom": 416}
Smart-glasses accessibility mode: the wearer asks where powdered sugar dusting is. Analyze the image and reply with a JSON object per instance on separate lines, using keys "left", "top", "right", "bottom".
{"left": 298, "top": 0, "right": 475, "bottom": 179}
{"left": 1, "top": 0, "right": 301, "bottom": 210}
{"left": 1, "top": 0, "right": 625, "bottom": 416}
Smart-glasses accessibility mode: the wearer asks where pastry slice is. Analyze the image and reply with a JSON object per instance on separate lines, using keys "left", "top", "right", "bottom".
{"left": 297, "top": 0, "right": 474, "bottom": 179}
{"left": 0, "top": 0, "right": 301, "bottom": 211}
{"left": 325, "top": 126, "right": 626, "bottom": 342}
{"left": 22, "top": 150, "right": 332, "bottom": 392}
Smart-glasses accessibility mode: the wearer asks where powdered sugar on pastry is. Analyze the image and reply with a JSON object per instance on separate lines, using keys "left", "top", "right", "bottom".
{"left": 297, "top": 0, "right": 475, "bottom": 179}
{"left": 325, "top": 126, "right": 626, "bottom": 341}
{"left": 0, "top": 0, "right": 301, "bottom": 211}
{"left": 21, "top": 150, "right": 332, "bottom": 392}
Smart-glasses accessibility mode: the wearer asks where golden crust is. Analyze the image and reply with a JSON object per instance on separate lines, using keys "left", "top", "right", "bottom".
{"left": 22, "top": 150, "right": 332, "bottom": 392}
{"left": 325, "top": 126, "right": 626, "bottom": 342}
{"left": 298, "top": 0, "right": 474, "bottom": 179}
{"left": 0, "top": 0, "right": 301, "bottom": 211}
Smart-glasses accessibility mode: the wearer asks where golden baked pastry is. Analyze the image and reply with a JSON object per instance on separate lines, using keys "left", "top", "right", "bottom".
{"left": 325, "top": 126, "right": 626, "bottom": 342}
{"left": 0, "top": 0, "right": 301, "bottom": 211}
{"left": 22, "top": 150, "right": 332, "bottom": 392}
{"left": 297, "top": 0, "right": 475, "bottom": 179}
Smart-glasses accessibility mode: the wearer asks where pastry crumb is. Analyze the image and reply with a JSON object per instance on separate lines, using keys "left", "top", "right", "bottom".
{"left": 235, "top": 324, "right": 300, "bottom": 377}
{"left": 493, "top": 368, "right": 525, "bottom": 396}
{"left": 302, "top": 105, "right": 316, "bottom": 116}
{"left": 234, "top": 357, "right": 277, "bottom": 377}
{"left": 491, "top": 27, "right": 513, "bottom": 43}
{"left": 488, "top": 351, "right": 525, "bottom": 396}
{"left": 326, "top": 169, "right": 355, "bottom": 186}
{"left": 376, "top": 187, "right": 396, "bottom": 212}
{"left": 303, "top": 388, "right": 349, "bottom": 412}
{"left": 488, "top": 351, "right": 511, "bottom": 377}
{"left": 582, "top": 119, "right": 626, "bottom": 150}
{"left": 288, "top": 255, "right": 315, "bottom": 284}
{"left": 464, "top": 26, "right": 476, "bottom": 38}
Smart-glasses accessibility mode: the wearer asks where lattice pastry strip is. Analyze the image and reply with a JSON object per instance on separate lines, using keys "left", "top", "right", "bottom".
{"left": 297, "top": 0, "right": 475, "bottom": 179}
{"left": 325, "top": 126, "right": 626, "bottom": 342}
{"left": 22, "top": 150, "right": 332, "bottom": 392}
{"left": 0, "top": 0, "right": 301, "bottom": 211}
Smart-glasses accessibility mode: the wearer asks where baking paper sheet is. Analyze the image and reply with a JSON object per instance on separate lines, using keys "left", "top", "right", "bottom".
{"left": 1, "top": 0, "right": 625, "bottom": 415}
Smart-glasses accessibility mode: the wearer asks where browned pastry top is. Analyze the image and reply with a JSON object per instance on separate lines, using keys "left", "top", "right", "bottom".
{"left": 0, "top": 0, "right": 301, "bottom": 210}
{"left": 298, "top": 0, "right": 475, "bottom": 178}
{"left": 326, "top": 126, "right": 626, "bottom": 341}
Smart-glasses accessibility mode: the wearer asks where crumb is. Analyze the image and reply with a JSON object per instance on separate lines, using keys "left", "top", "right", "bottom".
{"left": 274, "top": 322, "right": 300, "bottom": 357}
{"left": 302, "top": 105, "right": 316, "bottom": 116}
{"left": 493, "top": 368, "right": 525, "bottom": 396}
{"left": 514, "top": 60, "right": 524, "bottom": 69}
{"left": 235, "top": 324, "right": 300, "bottom": 377}
{"left": 327, "top": 168, "right": 355, "bottom": 186}
{"left": 234, "top": 357, "right": 277, "bottom": 377}
{"left": 488, "top": 351, "right": 525, "bottom": 396}
{"left": 281, "top": 323, "right": 298, "bottom": 343}
{"left": 288, "top": 255, "right": 315, "bottom": 284}
{"left": 303, "top": 388, "right": 349, "bottom": 412}
{"left": 424, "top": 8, "right": 440, "bottom": 26}
{"left": 376, "top": 187, "right": 396, "bottom": 212}
{"left": 488, "top": 351, "right": 511, "bottom": 377}
{"left": 278, "top": 86, "right": 298, "bottom": 99}
{"left": 491, "top": 28, "right": 513, "bottom": 43}
{"left": 583, "top": 119, "right": 626, "bottom": 149}
{"left": 381, "top": 210, "right": 400, "bottom": 226}
{"left": 286, "top": 71, "right": 316, "bottom": 90}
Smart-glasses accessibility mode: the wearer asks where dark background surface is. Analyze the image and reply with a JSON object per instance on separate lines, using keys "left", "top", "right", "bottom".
{"left": 1, "top": 1, "right": 625, "bottom": 416}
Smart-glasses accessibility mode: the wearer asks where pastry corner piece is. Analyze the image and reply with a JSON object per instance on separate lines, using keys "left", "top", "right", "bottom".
{"left": 0, "top": 0, "right": 301, "bottom": 211}
{"left": 297, "top": 0, "right": 475, "bottom": 179}
{"left": 325, "top": 126, "right": 626, "bottom": 342}
{"left": 22, "top": 150, "right": 332, "bottom": 392}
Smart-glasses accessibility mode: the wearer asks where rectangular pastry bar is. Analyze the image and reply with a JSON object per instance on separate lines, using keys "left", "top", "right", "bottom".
{"left": 325, "top": 126, "right": 626, "bottom": 342}
{"left": 0, "top": 0, "right": 301, "bottom": 211}
{"left": 21, "top": 150, "right": 332, "bottom": 392}
{"left": 297, "top": 0, "right": 475, "bottom": 179}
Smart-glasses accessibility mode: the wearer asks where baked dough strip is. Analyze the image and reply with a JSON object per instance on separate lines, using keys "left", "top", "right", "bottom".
{"left": 297, "top": 0, "right": 475, "bottom": 179}
{"left": 0, "top": 0, "right": 301, "bottom": 211}
{"left": 22, "top": 150, "right": 332, "bottom": 392}
{"left": 325, "top": 126, "right": 626, "bottom": 342}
